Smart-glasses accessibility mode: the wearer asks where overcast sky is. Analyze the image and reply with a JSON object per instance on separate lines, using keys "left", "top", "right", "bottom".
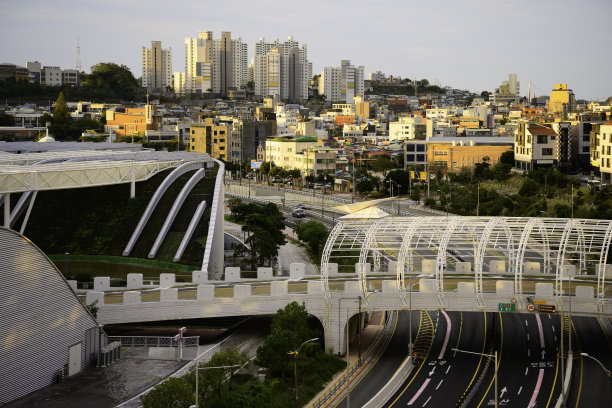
{"left": 2, "top": 0, "right": 611, "bottom": 100}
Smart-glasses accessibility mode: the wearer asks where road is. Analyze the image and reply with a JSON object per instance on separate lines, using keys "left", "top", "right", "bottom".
{"left": 333, "top": 310, "right": 420, "bottom": 408}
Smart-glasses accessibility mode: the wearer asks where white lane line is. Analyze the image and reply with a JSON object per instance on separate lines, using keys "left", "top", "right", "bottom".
{"left": 439, "top": 311, "right": 452, "bottom": 359}
{"left": 525, "top": 367, "right": 529, "bottom": 375}
{"left": 535, "top": 314, "right": 545, "bottom": 348}
{"left": 527, "top": 333, "right": 530, "bottom": 341}
{"left": 525, "top": 320, "right": 528, "bottom": 326}
{"left": 555, "top": 335, "right": 557, "bottom": 342}
{"left": 446, "top": 365, "right": 451, "bottom": 374}
{"left": 528, "top": 349, "right": 531, "bottom": 357}
{"left": 552, "top": 326, "right": 555, "bottom": 332}
{"left": 548, "top": 315, "right": 551, "bottom": 319}
{"left": 408, "top": 378, "right": 431, "bottom": 405}
{"left": 518, "top": 385, "right": 523, "bottom": 395}
{"left": 528, "top": 369, "right": 545, "bottom": 407}
{"left": 423, "top": 396, "right": 432, "bottom": 407}
{"left": 436, "top": 379, "right": 444, "bottom": 390}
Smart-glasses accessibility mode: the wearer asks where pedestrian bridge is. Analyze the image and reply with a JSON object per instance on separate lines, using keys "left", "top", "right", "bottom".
{"left": 88, "top": 216, "right": 612, "bottom": 353}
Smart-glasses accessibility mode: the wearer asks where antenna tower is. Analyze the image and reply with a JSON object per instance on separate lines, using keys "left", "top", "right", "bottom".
{"left": 76, "top": 37, "right": 82, "bottom": 71}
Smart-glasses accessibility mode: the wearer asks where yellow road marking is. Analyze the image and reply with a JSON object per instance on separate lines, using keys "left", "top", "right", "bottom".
{"left": 476, "top": 312, "right": 504, "bottom": 408}
{"left": 387, "top": 311, "right": 434, "bottom": 407}
{"left": 573, "top": 321, "right": 582, "bottom": 408}
{"left": 458, "top": 312, "right": 487, "bottom": 403}
{"left": 453, "top": 312, "right": 463, "bottom": 357}
{"left": 545, "top": 354, "right": 560, "bottom": 407}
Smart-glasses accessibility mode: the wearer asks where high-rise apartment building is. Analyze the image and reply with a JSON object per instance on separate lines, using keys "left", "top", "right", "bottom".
{"left": 181, "top": 31, "right": 247, "bottom": 96}
{"left": 320, "top": 60, "right": 364, "bottom": 103}
{"left": 141, "top": 41, "right": 172, "bottom": 93}
{"left": 548, "top": 83, "right": 576, "bottom": 115}
{"left": 491, "top": 73, "right": 520, "bottom": 105}
{"left": 253, "top": 37, "right": 310, "bottom": 102}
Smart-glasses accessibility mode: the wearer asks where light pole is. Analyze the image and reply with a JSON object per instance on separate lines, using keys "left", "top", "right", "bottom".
{"left": 194, "top": 364, "right": 241, "bottom": 408}
{"left": 580, "top": 353, "right": 612, "bottom": 379}
{"left": 389, "top": 179, "right": 400, "bottom": 215}
{"left": 407, "top": 282, "right": 416, "bottom": 356}
{"left": 452, "top": 348, "right": 498, "bottom": 408}
{"left": 288, "top": 337, "right": 319, "bottom": 408}
{"left": 64, "top": 252, "right": 69, "bottom": 276}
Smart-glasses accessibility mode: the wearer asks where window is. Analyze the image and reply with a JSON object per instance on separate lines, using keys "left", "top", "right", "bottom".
{"left": 407, "top": 144, "right": 415, "bottom": 152}
{"left": 542, "top": 148, "right": 553, "bottom": 156}
{"left": 407, "top": 154, "right": 415, "bottom": 161}
{"left": 583, "top": 146, "right": 589, "bottom": 153}
{"left": 416, "top": 154, "right": 425, "bottom": 162}
{"left": 537, "top": 135, "right": 548, "bottom": 144}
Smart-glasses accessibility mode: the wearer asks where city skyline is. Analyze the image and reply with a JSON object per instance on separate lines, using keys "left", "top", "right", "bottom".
{"left": 2, "top": 0, "right": 611, "bottom": 100}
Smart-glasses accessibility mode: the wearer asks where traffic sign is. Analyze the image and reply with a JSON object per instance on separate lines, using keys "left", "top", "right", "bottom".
{"left": 538, "top": 304, "right": 556, "bottom": 313}
{"left": 527, "top": 303, "right": 535, "bottom": 312}
{"left": 534, "top": 300, "right": 547, "bottom": 305}
{"left": 510, "top": 297, "right": 517, "bottom": 305}
{"left": 498, "top": 303, "right": 516, "bottom": 312}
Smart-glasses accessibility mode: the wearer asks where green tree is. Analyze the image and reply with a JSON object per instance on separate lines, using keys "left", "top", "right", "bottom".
{"left": 191, "top": 350, "right": 248, "bottom": 399}
{"left": 371, "top": 156, "right": 396, "bottom": 176}
{"left": 50, "top": 91, "right": 73, "bottom": 140}
{"left": 242, "top": 202, "right": 286, "bottom": 269}
{"left": 141, "top": 377, "right": 194, "bottom": 408}
{"left": 500, "top": 150, "right": 514, "bottom": 166}
{"left": 519, "top": 179, "right": 539, "bottom": 196}
{"left": 0, "top": 112, "right": 15, "bottom": 126}
{"left": 295, "top": 221, "right": 329, "bottom": 260}
{"left": 256, "top": 302, "right": 315, "bottom": 380}
{"left": 81, "top": 62, "right": 140, "bottom": 101}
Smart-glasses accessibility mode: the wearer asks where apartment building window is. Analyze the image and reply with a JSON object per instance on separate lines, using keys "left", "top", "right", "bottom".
{"left": 583, "top": 146, "right": 589, "bottom": 153}
{"left": 434, "top": 151, "right": 448, "bottom": 156}
{"left": 537, "top": 135, "right": 548, "bottom": 144}
{"left": 407, "top": 154, "right": 415, "bottom": 161}
{"left": 583, "top": 135, "right": 590, "bottom": 142}
{"left": 416, "top": 154, "right": 425, "bottom": 162}
{"left": 542, "top": 148, "right": 553, "bottom": 156}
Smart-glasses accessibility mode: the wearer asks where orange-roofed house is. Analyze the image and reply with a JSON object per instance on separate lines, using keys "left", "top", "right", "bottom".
{"left": 105, "top": 104, "right": 161, "bottom": 139}
{"left": 514, "top": 122, "right": 558, "bottom": 171}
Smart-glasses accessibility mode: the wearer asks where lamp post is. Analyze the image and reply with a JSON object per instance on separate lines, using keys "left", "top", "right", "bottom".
{"left": 407, "top": 282, "right": 416, "bottom": 356}
{"left": 194, "top": 364, "right": 241, "bottom": 408}
{"left": 452, "top": 348, "right": 498, "bottom": 408}
{"left": 64, "top": 252, "right": 70, "bottom": 276}
{"left": 389, "top": 179, "right": 400, "bottom": 215}
{"left": 288, "top": 338, "right": 319, "bottom": 408}
{"left": 580, "top": 353, "right": 612, "bottom": 379}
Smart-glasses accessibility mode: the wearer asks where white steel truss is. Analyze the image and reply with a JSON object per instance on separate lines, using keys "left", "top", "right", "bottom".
{"left": 321, "top": 216, "right": 612, "bottom": 307}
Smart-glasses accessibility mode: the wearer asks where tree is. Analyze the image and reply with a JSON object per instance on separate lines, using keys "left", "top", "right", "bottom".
{"left": 295, "top": 221, "right": 329, "bottom": 261}
{"left": 480, "top": 91, "right": 490, "bottom": 101}
{"left": 500, "top": 150, "right": 514, "bottom": 166}
{"left": 81, "top": 62, "right": 140, "bottom": 101}
{"left": 192, "top": 350, "right": 248, "bottom": 399}
{"left": 241, "top": 202, "right": 286, "bottom": 269}
{"left": 141, "top": 377, "right": 194, "bottom": 408}
{"left": 519, "top": 179, "right": 539, "bottom": 196}
{"left": 256, "top": 302, "right": 315, "bottom": 380}
{"left": 371, "top": 156, "right": 396, "bottom": 176}
{"left": 50, "top": 91, "right": 73, "bottom": 140}
{"left": 0, "top": 112, "right": 15, "bottom": 126}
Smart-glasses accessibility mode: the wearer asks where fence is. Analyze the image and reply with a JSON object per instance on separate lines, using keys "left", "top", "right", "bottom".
{"left": 106, "top": 336, "right": 200, "bottom": 348}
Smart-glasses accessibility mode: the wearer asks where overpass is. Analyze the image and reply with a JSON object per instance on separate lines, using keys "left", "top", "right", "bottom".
{"left": 87, "top": 216, "right": 612, "bottom": 354}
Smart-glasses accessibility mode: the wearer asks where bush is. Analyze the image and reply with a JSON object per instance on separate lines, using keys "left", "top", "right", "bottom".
{"left": 141, "top": 377, "right": 194, "bottom": 408}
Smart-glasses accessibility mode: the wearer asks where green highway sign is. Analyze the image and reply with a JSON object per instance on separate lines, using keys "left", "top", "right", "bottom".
{"left": 498, "top": 303, "right": 516, "bottom": 312}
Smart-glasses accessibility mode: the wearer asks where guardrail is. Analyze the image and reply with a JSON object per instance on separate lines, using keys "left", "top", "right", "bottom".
{"left": 310, "top": 311, "right": 396, "bottom": 408}
{"left": 106, "top": 336, "right": 200, "bottom": 348}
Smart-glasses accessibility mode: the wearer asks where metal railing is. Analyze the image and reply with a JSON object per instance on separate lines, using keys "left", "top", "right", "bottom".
{"left": 310, "top": 311, "right": 396, "bottom": 408}
{"left": 106, "top": 335, "right": 200, "bottom": 348}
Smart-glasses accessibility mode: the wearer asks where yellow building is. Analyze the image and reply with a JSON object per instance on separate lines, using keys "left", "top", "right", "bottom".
{"left": 427, "top": 142, "right": 512, "bottom": 171}
{"left": 591, "top": 122, "right": 612, "bottom": 184}
{"left": 548, "top": 84, "right": 576, "bottom": 115}
{"left": 189, "top": 118, "right": 230, "bottom": 160}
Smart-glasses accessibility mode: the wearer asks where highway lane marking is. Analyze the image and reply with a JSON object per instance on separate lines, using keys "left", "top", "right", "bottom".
{"left": 407, "top": 378, "right": 431, "bottom": 405}
{"left": 463, "top": 313, "right": 487, "bottom": 406}
{"left": 476, "top": 313, "right": 504, "bottom": 408}
{"left": 439, "top": 311, "right": 452, "bottom": 359}
{"left": 575, "top": 352, "right": 584, "bottom": 408}
{"left": 528, "top": 349, "right": 530, "bottom": 357}
{"left": 535, "top": 314, "right": 545, "bottom": 348}
{"left": 552, "top": 325, "right": 555, "bottom": 332}
{"left": 452, "top": 312, "right": 463, "bottom": 358}
{"left": 548, "top": 315, "right": 551, "bottom": 319}
{"left": 422, "top": 395, "right": 432, "bottom": 407}
{"left": 527, "top": 333, "right": 530, "bottom": 341}
{"left": 525, "top": 367, "right": 528, "bottom": 375}
{"left": 445, "top": 365, "right": 451, "bottom": 374}
{"left": 544, "top": 354, "right": 560, "bottom": 408}
{"left": 525, "top": 320, "right": 528, "bottom": 326}
{"left": 518, "top": 386, "right": 523, "bottom": 395}
{"left": 528, "top": 369, "right": 545, "bottom": 407}
{"left": 436, "top": 379, "right": 444, "bottom": 390}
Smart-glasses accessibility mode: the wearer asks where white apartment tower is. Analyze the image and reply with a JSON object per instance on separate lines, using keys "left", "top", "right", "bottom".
{"left": 320, "top": 60, "right": 364, "bottom": 103}
{"left": 142, "top": 41, "right": 172, "bottom": 92}
{"left": 182, "top": 31, "right": 247, "bottom": 96}
{"left": 253, "top": 37, "right": 310, "bottom": 102}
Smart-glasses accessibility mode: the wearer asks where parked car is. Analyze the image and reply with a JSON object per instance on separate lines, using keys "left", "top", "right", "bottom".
{"left": 313, "top": 183, "right": 324, "bottom": 189}
{"left": 292, "top": 208, "right": 306, "bottom": 218}
{"left": 296, "top": 203, "right": 307, "bottom": 209}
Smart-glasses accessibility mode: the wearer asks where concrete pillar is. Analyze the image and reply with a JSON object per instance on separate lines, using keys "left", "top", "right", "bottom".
{"left": 123, "top": 291, "right": 142, "bottom": 305}
{"left": 535, "top": 282, "right": 554, "bottom": 298}
{"left": 197, "top": 284, "right": 215, "bottom": 300}
{"left": 575, "top": 286, "right": 594, "bottom": 299}
{"left": 524, "top": 262, "right": 540, "bottom": 275}
{"left": 67, "top": 280, "right": 78, "bottom": 292}
{"left": 127, "top": 273, "right": 143, "bottom": 289}
{"left": 271, "top": 280, "right": 288, "bottom": 296}
{"left": 160, "top": 288, "right": 178, "bottom": 302}
{"left": 495, "top": 281, "right": 514, "bottom": 295}
{"left": 322, "top": 310, "right": 349, "bottom": 354}
{"left": 344, "top": 281, "right": 360, "bottom": 294}
{"left": 93, "top": 277, "right": 111, "bottom": 292}
{"left": 457, "top": 282, "right": 475, "bottom": 294}
{"left": 257, "top": 267, "right": 273, "bottom": 280}
{"left": 225, "top": 267, "right": 241, "bottom": 282}
{"left": 192, "top": 270, "right": 208, "bottom": 283}
{"left": 234, "top": 285, "right": 252, "bottom": 298}
{"left": 324, "top": 263, "right": 338, "bottom": 276}
{"left": 561, "top": 265, "right": 576, "bottom": 279}
{"left": 419, "top": 278, "right": 437, "bottom": 292}
{"left": 159, "top": 273, "right": 176, "bottom": 288}
{"left": 4, "top": 193, "right": 10, "bottom": 228}
{"left": 455, "top": 262, "right": 471, "bottom": 275}
{"left": 290, "top": 263, "right": 305, "bottom": 280}
{"left": 86, "top": 291, "right": 105, "bottom": 306}
{"left": 388, "top": 261, "right": 399, "bottom": 275}
{"left": 596, "top": 264, "right": 612, "bottom": 279}
{"left": 355, "top": 263, "right": 371, "bottom": 276}
{"left": 422, "top": 259, "right": 436, "bottom": 275}
{"left": 489, "top": 260, "right": 506, "bottom": 274}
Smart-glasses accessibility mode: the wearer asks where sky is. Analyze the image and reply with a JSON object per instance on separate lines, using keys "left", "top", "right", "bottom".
{"left": 2, "top": 0, "right": 611, "bottom": 100}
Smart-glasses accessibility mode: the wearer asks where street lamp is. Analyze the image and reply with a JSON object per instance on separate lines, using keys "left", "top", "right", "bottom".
{"left": 194, "top": 364, "right": 242, "bottom": 408}
{"left": 452, "top": 348, "right": 498, "bottom": 408}
{"left": 388, "top": 179, "right": 400, "bottom": 215}
{"left": 64, "top": 252, "right": 70, "bottom": 276}
{"left": 580, "top": 353, "right": 612, "bottom": 378}
{"left": 288, "top": 337, "right": 319, "bottom": 408}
